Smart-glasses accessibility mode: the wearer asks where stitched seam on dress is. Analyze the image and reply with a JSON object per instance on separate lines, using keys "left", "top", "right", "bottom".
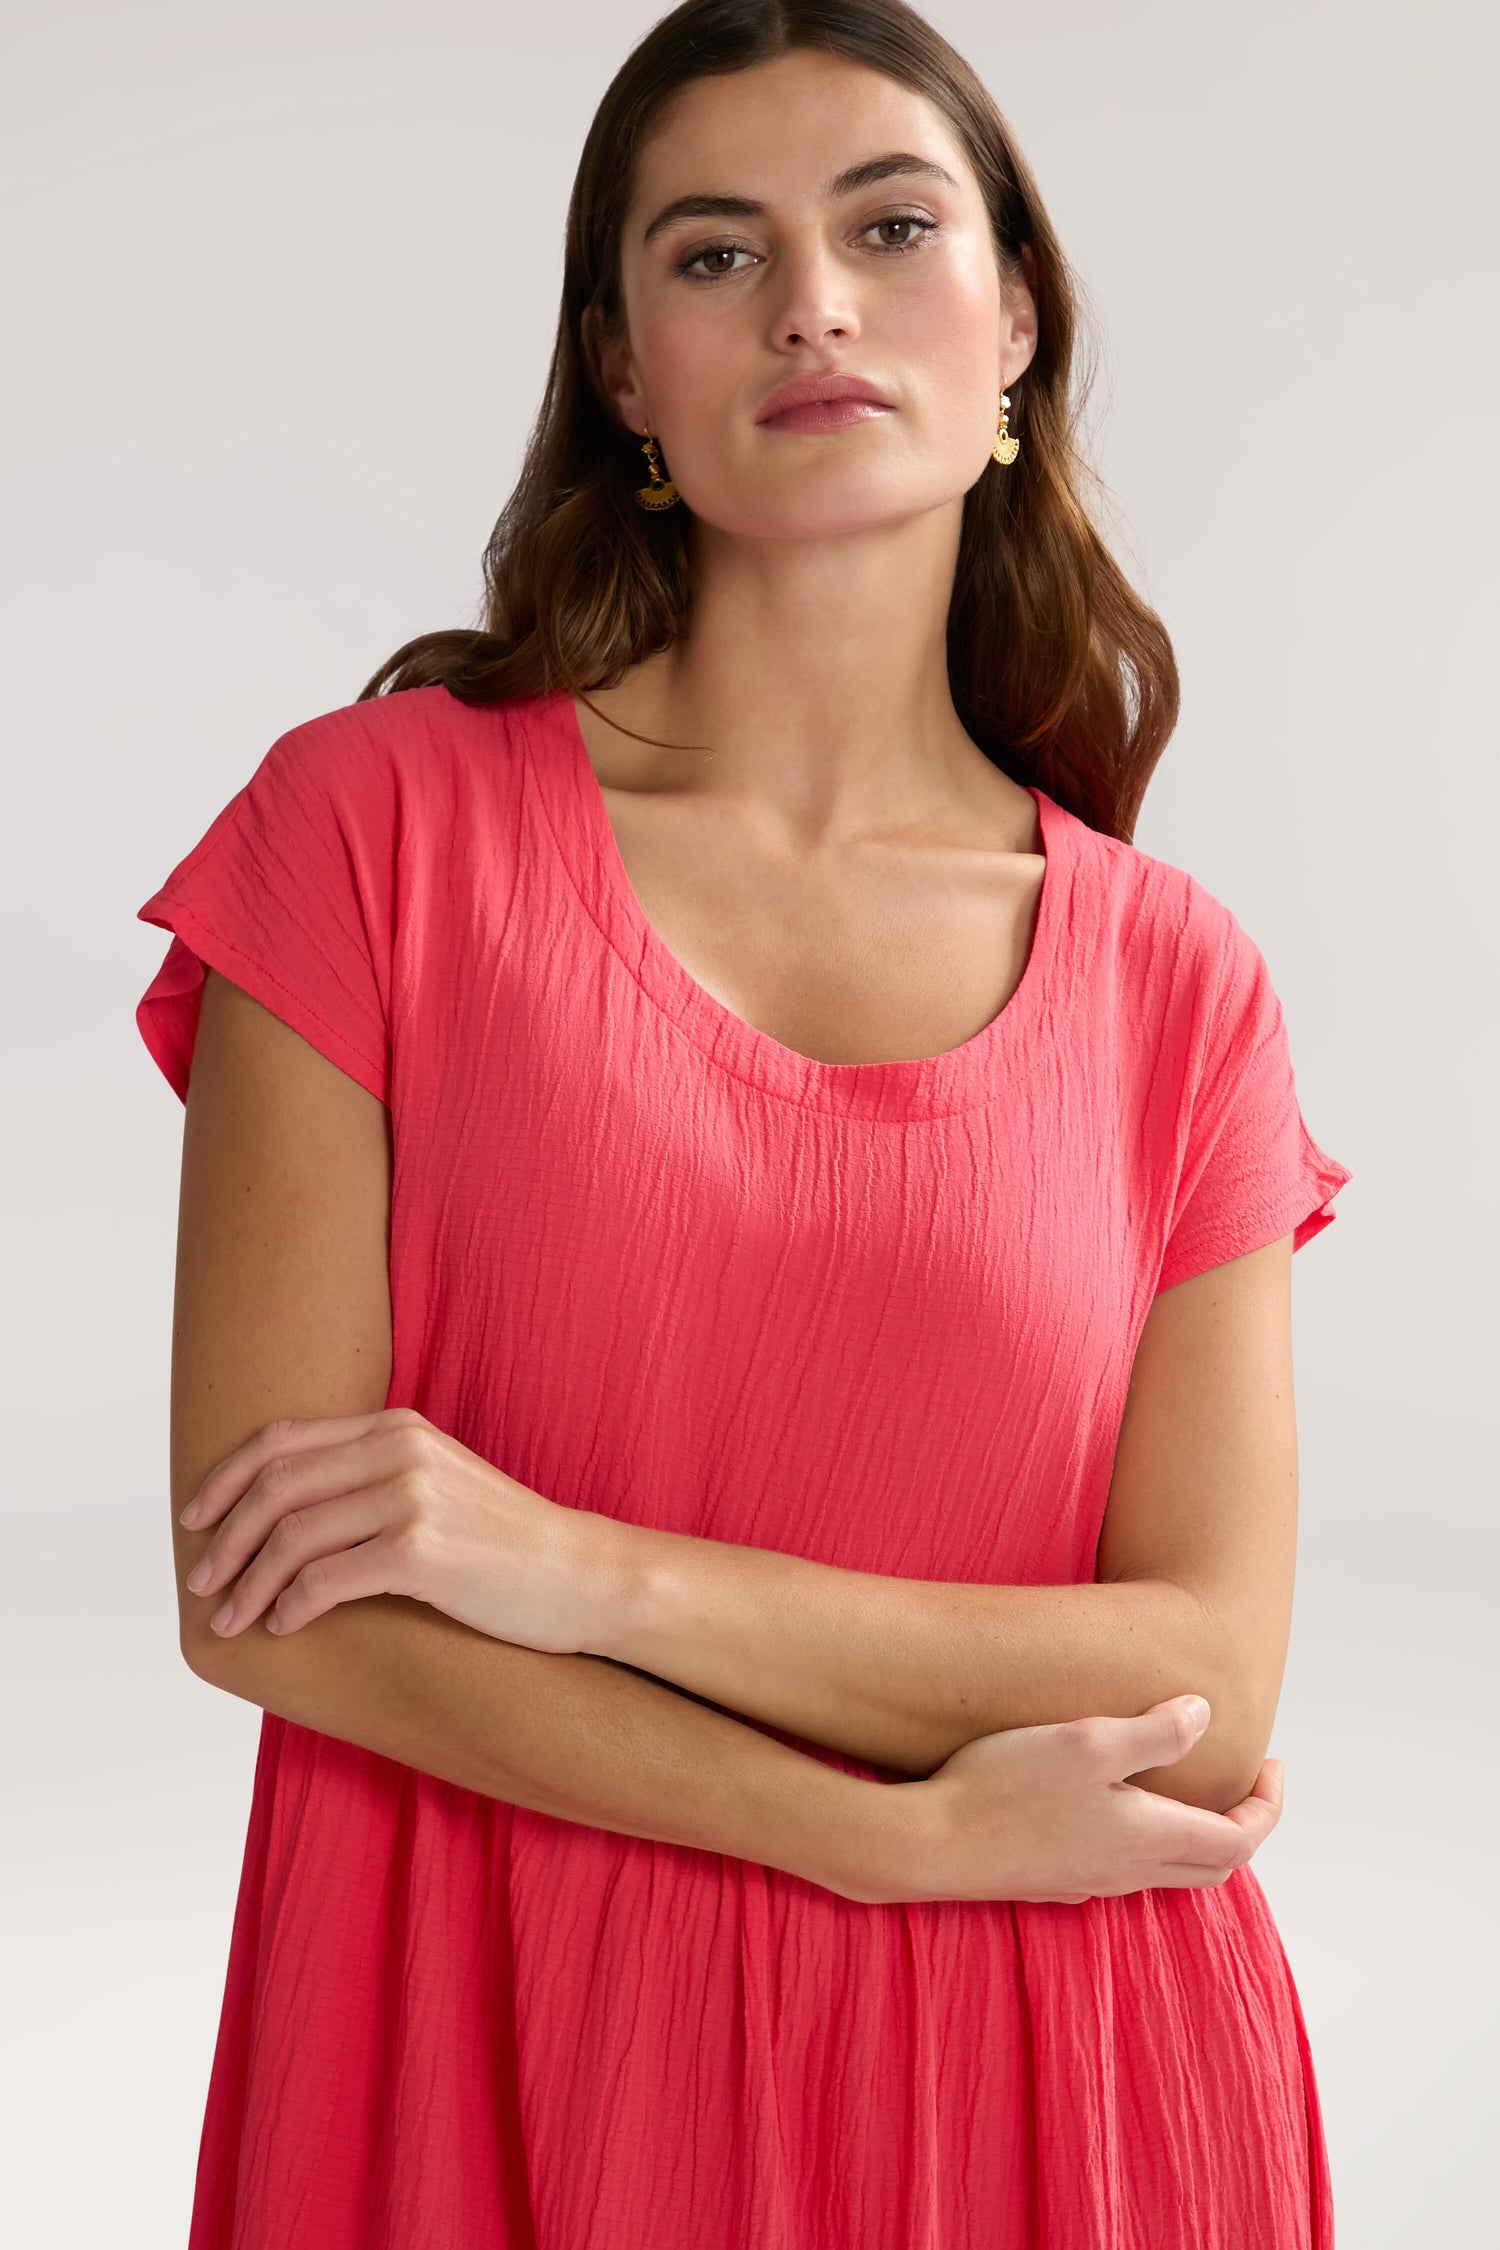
{"left": 161, "top": 897, "right": 387, "bottom": 1087}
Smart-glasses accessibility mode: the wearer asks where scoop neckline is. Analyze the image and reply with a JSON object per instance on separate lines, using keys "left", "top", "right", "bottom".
{"left": 520, "top": 685, "right": 1072, "bottom": 1121}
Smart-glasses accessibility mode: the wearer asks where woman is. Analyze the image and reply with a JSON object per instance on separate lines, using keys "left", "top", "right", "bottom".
{"left": 137, "top": 2, "right": 1351, "bottom": 2243}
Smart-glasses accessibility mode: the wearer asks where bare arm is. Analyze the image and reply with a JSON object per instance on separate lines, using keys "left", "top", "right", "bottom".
{"left": 585, "top": 1237, "right": 1302, "bottom": 1813}
{"left": 169, "top": 970, "right": 897, "bottom": 1900}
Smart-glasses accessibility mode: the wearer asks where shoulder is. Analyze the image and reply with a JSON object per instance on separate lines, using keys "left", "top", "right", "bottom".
{"left": 254, "top": 682, "right": 520, "bottom": 789}
{"left": 1052, "top": 805, "right": 1284, "bottom": 1110}
{"left": 1060, "top": 804, "right": 1257, "bottom": 1004}
{"left": 233, "top": 686, "right": 549, "bottom": 869}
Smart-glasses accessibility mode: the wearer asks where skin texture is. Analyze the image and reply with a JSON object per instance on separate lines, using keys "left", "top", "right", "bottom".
{"left": 171, "top": 51, "right": 1290, "bottom": 1897}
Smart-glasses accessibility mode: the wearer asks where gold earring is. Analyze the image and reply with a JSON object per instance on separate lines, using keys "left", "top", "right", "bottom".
{"left": 992, "top": 388, "right": 1020, "bottom": 465}
{"left": 633, "top": 425, "right": 681, "bottom": 510}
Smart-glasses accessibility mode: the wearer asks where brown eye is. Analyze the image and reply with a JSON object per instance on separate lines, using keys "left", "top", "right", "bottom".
{"left": 674, "top": 212, "right": 937, "bottom": 285}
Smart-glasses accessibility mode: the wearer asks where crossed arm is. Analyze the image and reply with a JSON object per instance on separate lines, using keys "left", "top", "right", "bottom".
{"left": 174, "top": 971, "right": 1297, "bottom": 1854}
{"left": 580, "top": 1231, "right": 1299, "bottom": 1810}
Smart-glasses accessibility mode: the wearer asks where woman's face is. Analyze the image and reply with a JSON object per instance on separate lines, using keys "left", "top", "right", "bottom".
{"left": 599, "top": 49, "right": 1037, "bottom": 542}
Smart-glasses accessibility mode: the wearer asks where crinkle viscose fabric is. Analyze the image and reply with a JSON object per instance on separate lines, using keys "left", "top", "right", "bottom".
{"left": 135, "top": 684, "right": 1351, "bottom": 2249}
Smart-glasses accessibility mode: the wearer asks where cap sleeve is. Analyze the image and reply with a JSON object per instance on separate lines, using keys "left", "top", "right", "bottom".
{"left": 1154, "top": 907, "right": 1353, "bottom": 1294}
{"left": 134, "top": 710, "right": 395, "bottom": 1106}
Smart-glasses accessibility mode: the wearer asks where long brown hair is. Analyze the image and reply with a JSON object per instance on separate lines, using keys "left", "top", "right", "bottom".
{"left": 357, "top": 0, "right": 1179, "bottom": 843}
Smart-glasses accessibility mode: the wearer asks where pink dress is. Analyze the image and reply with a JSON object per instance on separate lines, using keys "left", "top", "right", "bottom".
{"left": 136, "top": 684, "right": 1351, "bottom": 2248}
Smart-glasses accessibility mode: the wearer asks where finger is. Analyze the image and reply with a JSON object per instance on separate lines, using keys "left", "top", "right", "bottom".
{"left": 178, "top": 1410, "right": 403, "bottom": 1528}
{"left": 201, "top": 1490, "right": 395, "bottom": 1638}
{"left": 1112, "top": 1782, "right": 1261, "bottom": 1872}
{"left": 1128, "top": 1760, "right": 1284, "bottom": 1878}
{"left": 1235, "top": 1757, "right": 1283, "bottom": 1809}
{"left": 1134, "top": 1830, "right": 1274, "bottom": 1892}
{"left": 1217, "top": 1760, "right": 1284, "bottom": 1851}
{"left": 185, "top": 1423, "right": 419, "bottom": 1598}
{"left": 1076, "top": 1695, "right": 1212, "bottom": 1783}
{"left": 1152, "top": 1694, "right": 1213, "bottom": 1763}
{"left": 265, "top": 1529, "right": 411, "bottom": 1635}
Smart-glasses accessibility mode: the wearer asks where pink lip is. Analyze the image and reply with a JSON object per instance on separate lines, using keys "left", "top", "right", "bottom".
{"left": 755, "top": 373, "right": 895, "bottom": 426}
{"left": 761, "top": 398, "right": 893, "bottom": 433}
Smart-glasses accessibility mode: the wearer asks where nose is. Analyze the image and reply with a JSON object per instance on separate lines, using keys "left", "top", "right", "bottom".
{"left": 766, "top": 234, "right": 862, "bottom": 351}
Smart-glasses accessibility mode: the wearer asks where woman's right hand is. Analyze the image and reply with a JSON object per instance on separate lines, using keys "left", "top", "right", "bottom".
{"left": 848, "top": 1696, "right": 1284, "bottom": 1905}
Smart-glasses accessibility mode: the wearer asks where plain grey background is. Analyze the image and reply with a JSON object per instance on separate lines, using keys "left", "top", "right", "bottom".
{"left": 5, "top": 2, "right": 1495, "bottom": 2242}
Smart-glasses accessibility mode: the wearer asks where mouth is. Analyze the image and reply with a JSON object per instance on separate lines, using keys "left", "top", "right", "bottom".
{"left": 759, "top": 398, "right": 895, "bottom": 434}
{"left": 754, "top": 373, "right": 896, "bottom": 430}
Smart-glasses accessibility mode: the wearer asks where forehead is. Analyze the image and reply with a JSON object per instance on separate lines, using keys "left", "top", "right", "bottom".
{"left": 626, "top": 51, "right": 976, "bottom": 221}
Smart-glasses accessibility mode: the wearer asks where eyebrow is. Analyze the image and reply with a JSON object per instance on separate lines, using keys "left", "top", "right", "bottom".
{"left": 640, "top": 151, "right": 962, "bottom": 248}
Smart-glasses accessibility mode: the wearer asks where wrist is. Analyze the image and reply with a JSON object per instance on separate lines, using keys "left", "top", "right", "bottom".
{"left": 821, "top": 1774, "right": 936, "bottom": 1905}
{"left": 571, "top": 1509, "right": 655, "bottom": 1662}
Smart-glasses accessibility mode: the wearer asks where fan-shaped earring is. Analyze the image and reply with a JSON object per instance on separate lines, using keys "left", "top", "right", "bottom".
{"left": 992, "top": 389, "right": 1020, "bottom": 466}
{"left": 633, "top": 426, "right": 681, "bottom": 510}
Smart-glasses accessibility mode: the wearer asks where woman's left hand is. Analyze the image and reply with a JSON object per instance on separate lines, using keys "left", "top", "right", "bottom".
{"left": 179, "top": 1407, "right": 623, "bottom": 1655}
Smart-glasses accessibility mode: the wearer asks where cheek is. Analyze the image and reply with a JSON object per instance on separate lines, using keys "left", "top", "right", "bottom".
{"left": 892, "top": 265, "right": 1000, "bottom": 397}
{"left": 889, "top": 282, "right": 1004, "bottom": 492}
{"left": 628, "top": 303, "right": 728, "bottom": 418}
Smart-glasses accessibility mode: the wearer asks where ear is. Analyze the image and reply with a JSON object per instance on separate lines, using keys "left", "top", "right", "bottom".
{"left": 1002, "top": 244, "right": 1040, "bottom": 389}
{"left": 583, "top": 302, "right": 647, "bottom": 437}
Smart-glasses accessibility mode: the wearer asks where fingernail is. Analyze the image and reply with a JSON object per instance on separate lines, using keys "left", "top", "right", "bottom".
{"left": 1186, "top": 1697, "right": 1211, "bottom": 1733}
{"left": 179, "top": 1501, "right": 201, "bottom": 1526}
{"left": 186, "top": 1558, "right": 211, "bottom": 1591}
{"left": 209, "top": 1602, "right": 233, "bottom": 1631}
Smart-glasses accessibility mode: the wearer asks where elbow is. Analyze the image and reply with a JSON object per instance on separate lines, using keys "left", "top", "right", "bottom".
{"left": 176, "top": 1539, "right": 240, "bottom": 1686}
{"left": 181, "top": 1603, "right": 313, "bottom": 1710}
{"left": 1137, "top": 1605, "right": 1281, "bottom": 1812}
{"left": 180, "top": 1617, "right": 255, "bottom": 1694}
{"left": 181, "top": 1624, "right": 225, "bottom": 1685}
{"left": 1169, "top": 1674, "right": 1280, "bottom": 1815}
{"left": 178, "top": 1573, "right": 263, "bottom": 1690}
{"left": 1136, "top": 1723, "right": 1270, "bottom": 1816}
{"left": 1170, "top": 1587, "right": 1284, "bottom": 1812}
{"left": 1178, "top": 1736, "right": 1270, "bottom": 1816}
